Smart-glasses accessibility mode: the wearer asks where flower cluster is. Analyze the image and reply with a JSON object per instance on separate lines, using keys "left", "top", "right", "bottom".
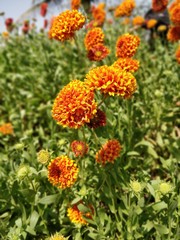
{"left": 71, "top": 140, "right": 88, "bottom": 157}
{"left": 48, "top": 156, "right": 78, "bottom": 189}
{"left": 116, "top": 33, "right": 140, "bottom": 58}
{"left": 96, "top": 139, "right": 121, "bottom": 165}
{"left": 112, "top": 58, "right": 140, "bottom": 72}
{"left": 85, "top": 65, "right": 137, "bottom": 98}
{"left": 52, "top": 80, "right": 97, "bottom": 129}
{"left": 132, "top": 16, "right": 145, "bottom": 26}
{"left": 152, "top": 0, "right": 168, "bottom": 12}
{"left": 86, "top": 109, "right": 106, "bottom": 129}
{"left": 49, "top": 10, "right": 85, "bottom": 42}
{"left": 0, "top": 123, "right": 14, "bottom": 135}
{"left": 114, "top": 0, "right": 136, "bottom": 18}
{"left": 71, "top": 0, "right": 81, "bottom": 10}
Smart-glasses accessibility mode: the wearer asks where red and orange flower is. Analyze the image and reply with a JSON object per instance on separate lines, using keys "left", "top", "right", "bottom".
{"left": 91, "top": 3, "right": 106, "bottom": 26}
{"left": 71, "top": 0, "right": 81, "bottom": 10}
{"left": 86, "top": 109, "right": 106, "bottom": 129}
{"left": 48, "top": 156, "right": 78, "bottom": 189}
{"left": 49, "top": 10, "right": 85, "bottom": 42}
{"left": 84, "top": 27, "right": 104, "bottom": 50}
{"left": 112, "top": 58, "right": 140, "bottom": 73}
{"left": 167, "top": 25, "right": 180, "bottom": 41}
{"left": 85, "top": 65, "right": 137, "bottom": 98}
{"left": 116, "top": 33, "right": 140, "bottom": 58}
{"left": 96, "top": 139, "right": 122, "bottom": 165}
{"left": 52, "top": 80, "right": 97, "bottom": 129}
{"left": 40, "top": 2, "right": 48, "bottom": 17}
{"left": 0, "top": 123, "right": 14, "bottom": 135}
{"left": 169, "top": 3, "right": 180, "bottom": 26}
{"left": 152, "top": 0, "right": 168, "bottom": 12}
{"left": 87, "top": 43, "right": 110, "bottom": 61}
{"left": 71, "top": 140, "right": 88, "bottom": 157}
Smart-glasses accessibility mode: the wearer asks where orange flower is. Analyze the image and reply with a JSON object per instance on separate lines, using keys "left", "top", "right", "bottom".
{"left": 96, "top": 139, "right": 121, "bottom": 165}
{"left": 49, "top": 10, "right": 85, "bottom": 42}
{"left": 175, "top": 45, "right": 180, "bottom": 64}
{"left": 112, "top": 58, "right": 140, "bottom": 73}
{"left": 52, "top": 80, "right": 97, "bottom": 129}
{"left": 84, "top": 27, "right": 104, "bottom": 50}
{"left": 0, "top": 123, "right": 14, "bottom": 135}
{"left": 87, "top": 43, "right": 110, "bottom": 61}
{"left": 85, "top": 65, "right": 137, "bottom": 98}
{"left": 114, "top": 0, "right": 136, "bottom": 17}
{"left": 71, "top": 140, "right": 88, "bottom": 157}
{"left": 116, "top": 33, "right": 140, "bottom": 58}
{"left": 146, "top": 19, "right": 158, "bottom": 28}
{"left": 152, "top": 0, "right": 168, "bottom": 12}
{"left": 71, "top": 0, "right": 81, "bottom": 10}
{"left": 169, "top": 0, "right": 180, "bottom": 12}
{"left": 132, "top": 16, "right": 145, "bottom": 26}
{"left": 86, "top": 109, "right": 106, "bottom": 129}
{"left": 170, "top": 3, "right": 180, "bottom": 25}
{"left": 67, "top": 203, "right": 92, "bottom": 225}
{"left": 48, "top": 156, "right": 78, "bottom": 189}
{"left": 92, "top": 3, "right": 106, "bottom": 25}
{"left": 167, "top": 25, "right": 180, "bottom": 41}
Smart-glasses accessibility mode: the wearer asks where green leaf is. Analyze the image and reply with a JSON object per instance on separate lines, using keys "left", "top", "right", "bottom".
{"left": 29, "top": 210, "right": 39, "bottom": 229}
{"left": 154, "top": 224, "right": 169, "bottom": 235}
{"left": 152, "top": 201, "right": 167, "bottom": 211}
{"left": 147, "top": 183, "right": 155, "bottom": 198}
{"left": 38, "top": 194, "right": 59, "bottom": 205}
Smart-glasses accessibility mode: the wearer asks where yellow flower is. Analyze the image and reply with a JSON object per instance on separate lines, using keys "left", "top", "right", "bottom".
{"left": 159, "top": 182, "right": 172, "bottom": 195}
{"left": 52, "top": 80, "right": 97, "bottom": 129}
{"left": 49, "top": 10, "right": 85, "bottom": 41}
{"left": 116, "top": 33, "right": 140, "bottom": 58}
{"left": 37, "top": 149, "right": 50, "bottom": 164}
{"left": 157, "top": 25, "right": 167, "bottom": 32}
{"left": 85, "top": 65, "right": 137, "bottom": 98}
{"left": 49, "top": 233, "right": 68, "bottom": 240}
{"left": 112, "top": 58, "right": 140, "bottom": 73}
{"left": 130, "top": 181, "right": 142, "bottom": 193}
{"left": 48, "top": 156, "right": 78, "bottom": 189}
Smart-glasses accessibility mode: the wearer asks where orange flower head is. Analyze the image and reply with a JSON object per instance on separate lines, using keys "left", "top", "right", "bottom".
{"left": 175, "top": 45, "right": 180, "bottom": 64}
{"left": 157, "top": 24, "right": 167, "bottom": 31}
{"left": 49, "top": 10, "right": 85, "bottom": 42}
{"left": 92, "top": 3, "right": 106, "bottom": 25}
{"left": 152, "top": 0, "right": 168, "bottom": 12}
{"left": 84, "top": 27, "right": 104, "bottom": 50}
{"left": 85, "top": 65, "right": 137, "bottom": 98}
{"left": 116, "top": 33, "right": 140, "bottom": 58}
{"left": 167, "top": 25, "right": 180, "bottom": 41}
{"left": 146, "top": 19, "right": 158, "bottom": 28}
{"left": 0, "top": 123, "right": 14, "bottom": 135}
{"left": 71, "top": 140, "right": 88, "bottom": 157}
{"left": 71, "top": 0, "right": 81, "bottom": 10}
{"left": 96, "top": 139, "right": 122, "bottom": 165}
{"left": 2, "top": 31, "right": 9, "bottom": 39}
{"left": 170, "top": 3, "right": 180, "bottom": 25}
{"left": 114, "top": 0, "right": 136, "bottom": 17}
{"left": 168, "top": 0, "right": 180, "bottom": 12}
{"left": 87, "top": 43, "right": 110, "bottom": 61}
{"left": 112, "top": 58, "right": 140, "bottom": 73}
{"left": 52, "top": 80, "right": 97, "bottom": 129}
{"left": 86, "top": 109, "right": 106, "bottom": 129}
{"left": 132, "top": 16, "right": 145, "bottom": 26}
{"left": 67, "top": 203, "right": 92, "bottom": 225}
{"left": 48, "top": 156, "right": 78, "bottom": 189}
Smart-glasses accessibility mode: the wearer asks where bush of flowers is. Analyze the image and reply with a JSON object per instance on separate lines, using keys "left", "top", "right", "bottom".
{"left": 0, "top": 0, "right": 179, "bottom": 239}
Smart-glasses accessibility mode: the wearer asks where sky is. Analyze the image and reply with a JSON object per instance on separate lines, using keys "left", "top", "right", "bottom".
{"left": 0, "top": 0, "right": 151, "bottom": 32}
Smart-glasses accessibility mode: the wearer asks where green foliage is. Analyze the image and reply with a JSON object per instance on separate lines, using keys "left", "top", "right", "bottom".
{"left": 0, "top": 14, "right": 179, "bottom": 240}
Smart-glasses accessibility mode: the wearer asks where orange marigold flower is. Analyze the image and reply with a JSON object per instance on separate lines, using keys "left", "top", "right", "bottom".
{"left": 48, "top": 156, "right": 78, "bottom": 189}
{"left": 170, "top": 3, "right": 180, "bottom": 25}
{"left": 40, "top": 2, "right": 48, "bottom": 17}
{"left": 132, "top": 16, "right": 145, "bottom": 26}
{"left": 86, "top": 109, "right": 106, "bottom": 129}
{"left": 49, "top": 10, "right": 85, "bottom": 42}
{"left": 87, "top": 44, "right": 110, "bottom": 61}
{"left": 67, "top": 203, "right": 92, "bottom": 225}
{"left": 71, "top": 0, "right": 81, "bottom": 10}
{"left": 92, "top": 3, "right": 106, "bottom": 25}
{"left": 168, "top": 0, "right": 180, "bottom": 12}
{"left": 71, "top": 140, "right": 88, "bottom": 157}
{"left": 152, "top": 0, "right": 168, "bottom": 12}
{"left": 85, "top": 65, "right": 137, "bottom": 98}
{"left": 96, "top": 139, "right": 121, "bottom": 165}
{"left": 0, "top": 123, "right": 14, "bottom": 135}
{"left": 175, "top": 45, "right": 180, "bottom": 64}
{"left": 146, "top": 19, "right": 158, "bottom": 28}
{"left": 112, "top": 58, "right": 140, "bottom": 73}
{"left": 116, "top": 33, "right": 140, "bottom": 58}
{"left": 167, "top": 25, "right": 180, "bottom": 41}
{"left": 52, "top": 80, "right": 97, "bottom": 129}
{"left": 114, "top": 0, "right": 136, "bottom": 17}
{"left": 84, "top": 27, "right": 104, "bottom": 50}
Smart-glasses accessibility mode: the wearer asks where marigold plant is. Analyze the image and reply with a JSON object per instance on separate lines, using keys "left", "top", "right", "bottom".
{"left": 146, "top": 19, "right": 158, "bottom": 28}
{"left": 132, "top": 16, "right": 145, "bottom": 26}
{"left": 112, "top": 58, "right": 140, "bottom": 72}
{"left": 96, "top": 139, "right": 121, "bottom": 165}
{"left": 84, "top": 27, "right": 104, "bottom": 50}
{"left": 48, "top": 156, "right": 78, "bottom": 189}
{"left": 169, "top": 3, "right": 180, "bottom": 26}
{"left": 116, "top": 33, "right": 140, "bottom": 58}
{"left": 152, "top": 0, "right": 168, "bottom": 12}
{"left": 85, "top": 65, "right": 137, "bottom": 98}
{"left": 91, "top": 3, "right": 106, "bottom": 25}
{"left": 49, "top": 10, "right": 85, "bottom": 42}
{"left": 167, "top": 25, "right": 180, "bottom": 41}
{"left": 52, "top": 80, "right": 97, "bottom": 129}
{"left": 0, "top": 123, "right": 14, "bottom": 135}
{"left": 71, "top": 140, "right": 88, "bottom": 157}
{"left": 87, "top": 43, "right": 110, "bottom": 61}
{"left": 114, "top": 0, "right": 136, "bottom": 17}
